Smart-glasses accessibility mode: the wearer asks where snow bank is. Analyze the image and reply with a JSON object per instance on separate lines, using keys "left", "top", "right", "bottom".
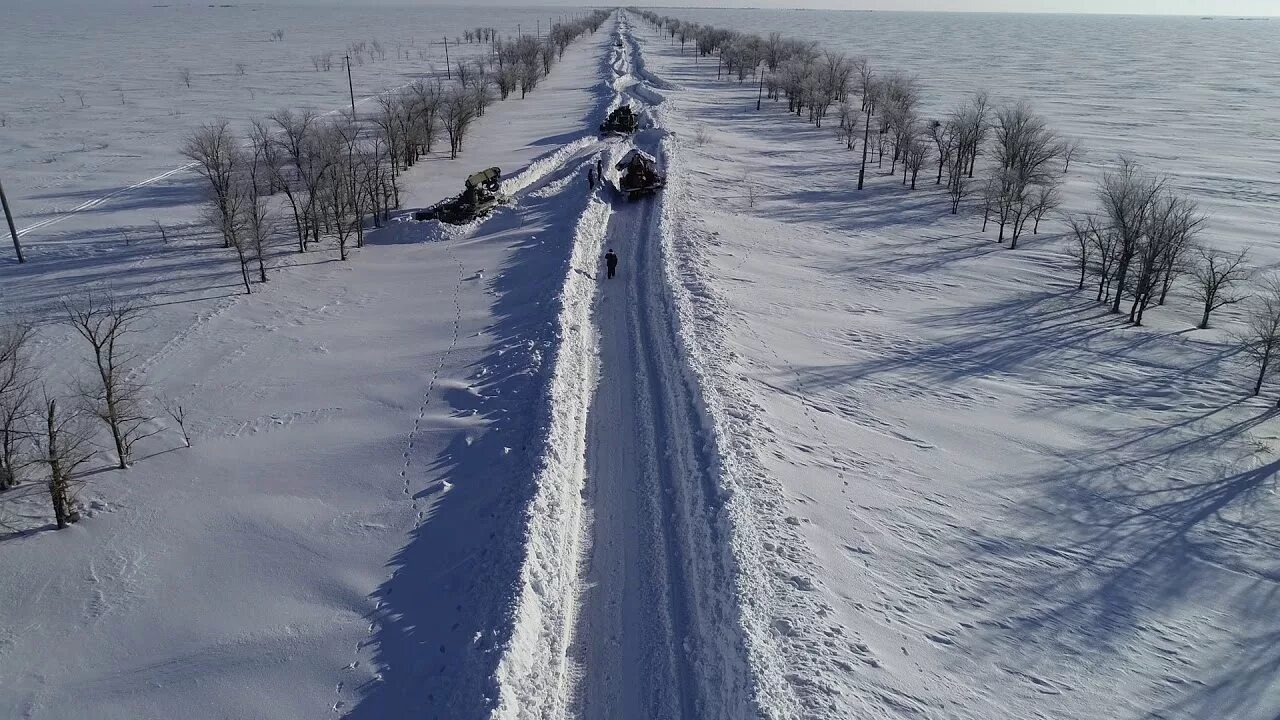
{"left": 490, "top": 195, "right": 610, "bottom": 720}
{"left": 637, "top": 27, "right": 848, "bottom": 720}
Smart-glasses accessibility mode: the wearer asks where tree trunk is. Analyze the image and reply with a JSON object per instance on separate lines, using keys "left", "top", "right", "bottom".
{"left": 857, "top": 110, "right": 870, "bottom": 190}
{"left": 1158, "top": 270, "right": 1173, "bottom": 306}
{"left": 236, "top": 248, "right": 252, "bottom": 294}
{"left": 1111, "top": 259, "right": 1131, "bottom": 313}
{"left": 1199, "top": 301, "right": 1212, "bottom": 330}
{"left": 46, "top": 400, "right": 76, "bottom": 529}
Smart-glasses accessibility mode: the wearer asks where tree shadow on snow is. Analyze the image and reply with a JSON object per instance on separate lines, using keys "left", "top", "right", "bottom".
{"left": 907, "top": 290, "right": 1280, "bottom": 716}
{"left": 345, "top": 153, "right": 604, "bottom": 719}
{"left": 987, "top": 450, "right": 1280, "bottom": 719}
{"left": 24, "top": 173, "right": 206, "bottom": 216}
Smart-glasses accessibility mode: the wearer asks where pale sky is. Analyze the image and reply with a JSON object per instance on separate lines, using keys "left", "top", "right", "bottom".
{"left": 716, "top": 0, "right": 1280, "bottom": 14}
{"left": 24, "top": 0, "right": 1280, "bottom": 15}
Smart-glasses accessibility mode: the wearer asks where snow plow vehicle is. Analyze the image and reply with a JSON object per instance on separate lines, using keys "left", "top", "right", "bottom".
{"left": 599, "top": 105, "right": 639, "bottom": 135}
{"left": 615, "top": 149, "right": 665, "bottom": 199}
{"left": 413, "top": 167, "right": 504, "bottom": 224}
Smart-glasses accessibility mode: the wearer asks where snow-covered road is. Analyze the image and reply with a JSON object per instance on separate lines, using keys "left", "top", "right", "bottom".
{"left": 494, "top": 16, "right": 755, "bottom": 719}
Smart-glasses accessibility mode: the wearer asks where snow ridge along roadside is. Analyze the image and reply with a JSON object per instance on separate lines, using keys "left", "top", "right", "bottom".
{"left": 634, "top": 22, "right": 848, "bottom": 720}
{"left": 490, "top": 194, "right": 610, "bottom": 720}
{"left": 488, "top": 16, "right": 620, "bottom": 720}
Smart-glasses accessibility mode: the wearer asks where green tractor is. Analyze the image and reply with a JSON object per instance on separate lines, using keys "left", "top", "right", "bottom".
{"left": 414, "top": 167, "right": 504, "bottom": 224}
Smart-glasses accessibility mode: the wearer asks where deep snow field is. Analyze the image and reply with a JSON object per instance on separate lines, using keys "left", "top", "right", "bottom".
{"left": 662, "top": 8, "right": 1280, "bottom": 252}
{"left": 0, "top": 2, "right": 585, "bottom": 245}
{"left": 2, "top": 5, "right": 1280, "bottom": 720}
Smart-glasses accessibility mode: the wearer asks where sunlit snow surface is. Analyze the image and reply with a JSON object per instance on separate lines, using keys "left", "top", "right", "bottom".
{"left": 663, "top": 9, "right": 1280, "bottom": 254}
{"left": 1, "top": 6, "right": 1279, "bottom": 720}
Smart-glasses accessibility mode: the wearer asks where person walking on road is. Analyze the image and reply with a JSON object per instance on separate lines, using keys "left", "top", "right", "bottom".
{"left": 597, "top": 157, "right": 604, "bottom": 180}
{"left": 604, "top": 249, "right": 618, "bottom": 279}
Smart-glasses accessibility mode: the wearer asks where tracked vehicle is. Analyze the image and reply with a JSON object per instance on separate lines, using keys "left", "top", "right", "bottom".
{"left": 615, "top": 149, "right": 665, "bottom": 199}
{"left": 414, "top": 167, "right": 504, "bottom": 224}
{"left": 599, "top": 105, "right": 639, "bottom": 135}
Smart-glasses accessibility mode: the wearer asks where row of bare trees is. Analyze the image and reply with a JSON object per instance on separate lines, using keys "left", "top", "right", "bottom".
{"left": 1064, "top": 159, "right": 1210, "bottom": 326}
{"left": 638, "top": 13, "right": 1280, "bottom": 407}
{"left": 463, "top": 28, "right": 497, "bottom": 44}
{"left": 1, "top": 294, "right": 184, "bottom": 530}
{"left": 1062, "top": 156, "right": 1270, "bottom": 397}
{"left": 180, "top": 12, "right": 608, "bottom": 285}
{"left": 639, "top": 11, "right": 1077, "bottom": 246}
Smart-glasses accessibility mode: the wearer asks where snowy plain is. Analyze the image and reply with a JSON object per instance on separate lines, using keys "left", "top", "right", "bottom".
{"left": 632, "top": 10, "right": 1280, "bottom": 720}
{"left": 1, "top": 4, "right": 1279, "bottom": 720}
{"left": 1, "top": 7, "right": 621, "bottom": 719}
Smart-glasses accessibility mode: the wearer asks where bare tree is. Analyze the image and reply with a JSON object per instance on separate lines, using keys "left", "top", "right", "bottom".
{"left": 1239, "top": 276, "right": 1280, "bottom": 398}
{"left": 945, "top": 152, "right": 970, "bottom": 214}
{"left": 1063, "top": 138, "right": 1084, "bottom": 174}
{"left": 1191, "top": 247, "right": 1250, "bottom": 329}
{"left": 443, "top": 85, "right": 476, "bottom": 159}
{"left": 178, "top": 68, "right": 192, "bottom": 88}
{"left": 269, "top": 108, "right": 324, "bottom": 253}
{"left": 928, "top": 119, "right": 953, "bottom": 185}
{"left": 407, "top": 80, "right": 442, "bottom": 157}
{"left": 833, "top": 102, "right": 859, "bottom": 150}
{"left": 1096, "top": 157, "right": 1165, "bottom": 313}
{"left": 182, "top": 122, "right": 240, "bottom": 249}
{"left": 243, "top": 124, "right": 280, "bottom": 282}
{"left": 987, "top": 102, "right": 1066, "bottom": 248}
{"left": 905, "top": 135, "right": 929, "bottom": 189}
{"left": 74, "top": 89, "right": 87, "bottom": 108}
{"left": 63, "top": 292, "right": 157, "bottom": 469}
{"left": 855, "top": 62, "right": 876, "bottom": 190}
{"left": 158, "top": 396, "right": 192, "bottom": 448}
{"left": 951, "top": 91, "right": 989, "bottom": 180}
{"left": 40, "top": 392, "right": 94, "bottom": 528}
{"left": 0, "top": 324, "right": 34, "bottom": 490}
{"left": 1028, "top": 179, "right": 1062, "bottom": 234}
{"left": 1090, "top": 223, "right": 1122, "bottom": 303}
{"left": 1065, "top": 213, "right": 1096, "bottom": 290}
{"left": 1124, "top": 188, "right": 1204, "bottom": 325}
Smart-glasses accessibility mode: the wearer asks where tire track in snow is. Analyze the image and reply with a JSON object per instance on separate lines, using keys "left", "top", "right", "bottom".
{"left": 489, "top": 13, "right": 754, "bottom": 719}
{"left": 571, "top": 14, "right": 753, "bottom": 720}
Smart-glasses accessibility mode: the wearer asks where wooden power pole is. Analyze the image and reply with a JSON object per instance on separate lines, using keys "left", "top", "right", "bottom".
{"left": 0, "top": 175, "right": 24, "bottom": 263}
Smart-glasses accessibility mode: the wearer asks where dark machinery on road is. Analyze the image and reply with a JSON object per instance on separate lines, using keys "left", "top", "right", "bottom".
{"left": 413, "top": 167, "right": 504, "bottom": 224}
{"left": 599, "top": 105, "right": 638, "bottom": 135}
{"left": 615, "top": 149, "right": 665, "bottom": 199}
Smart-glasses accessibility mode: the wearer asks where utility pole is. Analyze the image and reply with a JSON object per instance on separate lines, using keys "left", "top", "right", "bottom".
{"left": 443, "top": 36, "right": 450, "bottom": 78}
{"left": 344, "top": 54, "right": 355, "bottom": 118}
{"left": 0, "top": 175, "right": 23, "bottom": 263}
